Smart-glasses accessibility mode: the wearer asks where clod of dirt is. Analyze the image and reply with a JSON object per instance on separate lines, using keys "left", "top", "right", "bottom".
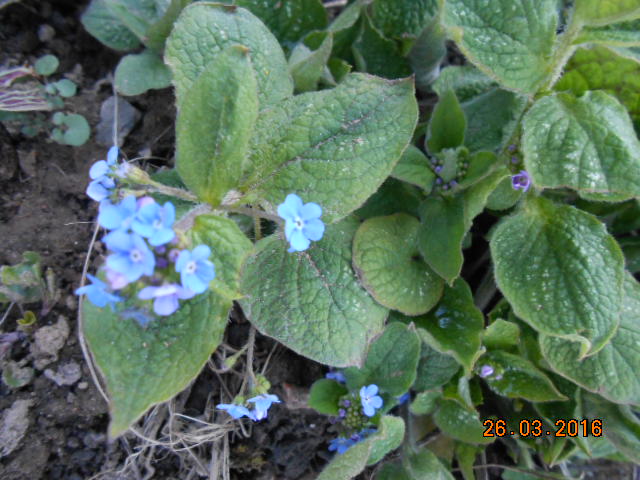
{"left": 31, "top": 316, "right": 69, "bottom": 369}
{"left": 0, "top": 399, "right": 34, "bottom": 458}
{"left": 44, "top": 360, "right": 82, "bottom": 386}
{"left": 96, "top": 95, "right": 141, "bottom": 147}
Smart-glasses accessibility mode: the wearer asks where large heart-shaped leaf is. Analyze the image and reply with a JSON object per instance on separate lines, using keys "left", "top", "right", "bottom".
{"left": 540, "top": 273, "right": 640, "bottom": 406}
{"left": 442, "top": 0, "right": 558, "bottom": 94}
{"left": 491, "top": 196, "right": 624, "bottom": 355}
{"left": 523, "top": 91, "right": 640, "bottom": 201}
{"left": 240, "top": 73, "right": 418, "bottom": 223}
{"left": 239, "top": 218, "right": 387, "bottom": 367}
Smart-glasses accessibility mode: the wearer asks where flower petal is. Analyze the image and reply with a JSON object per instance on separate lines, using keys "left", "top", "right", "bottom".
{"left": 300, "top": 202, "right": 322, "bottom": 220}
{"left": 107, "top": 146, "right": 119, "bottom": 164}
{"left": 303, "top": 218, "right": 325, "bottom": 241}
{"left": 175, "top": 250, "right": 190, "bottom": 272}
{"left": 289, "top": 229, "right": 310, "bottom": 252}
{"left": 192, "top": 244, "right": 211, "bottom": 261}
{"left": 154, "top": 294, "right": 179, "bottom": 316}
{"left": 89, "top": 160, "right": 109, "bottom": 179}
{"left": 277, "top": 193, "right": 303, "bottom": 220}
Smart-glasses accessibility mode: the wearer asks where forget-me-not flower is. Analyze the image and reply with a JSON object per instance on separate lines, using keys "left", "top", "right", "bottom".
{"left": 247, "top": 393, "right": 281, "bottom": 420}
{"left": 132, "top": 201, "right": 176, "bottom": 246}
{"left": 216, "top": 403, "right": 257, "bottom": 421}
{"left": 277, "top": 193, "right": 325, "bottom": 252}
{"left": 98, "top": 195, "right": 137, "bottom": 231}
{"left": 75, "top": 273, "right": 122, "bottom": 309}
{"left": 138, "top": 283, "right": 195, "bottom": 316}
{"left": 104, "top": 230, "right": 155, "bottom": 282}
{"left": 325, "top": 371, "right": 346, "bottom": 384}
{"left": 360, "top": 384, "right": 383, "bottom": 417}
{"left": 175, "top": 245, "right": 215, "bottom": 294}
{"left": 511, "top": 170, "right": 531, "bottom": 192}
{"left": 86, "top": 147, "right": 118, "bottom": 202}
{"left": 479, "top": 365, "right": 494, "bottom": 378}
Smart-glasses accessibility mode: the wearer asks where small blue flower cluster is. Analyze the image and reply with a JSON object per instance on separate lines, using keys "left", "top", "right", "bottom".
{"left": 511, "top": 170, "right": 531, "bottom": 192}
{"left": 76, "top": 148, "right": 216, "bottom": 320}
{"left": 217, "top": 393, "right": 281, "bottom": 421}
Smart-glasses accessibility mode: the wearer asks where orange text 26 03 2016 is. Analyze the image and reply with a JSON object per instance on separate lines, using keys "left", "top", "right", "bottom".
{"left": 482, "top": 418, "right": 603, "bottom": 437}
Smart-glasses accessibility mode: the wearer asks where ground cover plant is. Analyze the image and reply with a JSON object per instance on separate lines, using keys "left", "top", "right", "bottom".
{"left": 8, "top": 0, "right": 639, "bottom": 477}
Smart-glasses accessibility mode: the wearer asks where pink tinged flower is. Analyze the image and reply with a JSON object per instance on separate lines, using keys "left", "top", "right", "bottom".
{"left": 105, "top": 268, "right": 129, "bottom": 290}
{"left": 138, "top": 283, "right": 195, "bottom": 316}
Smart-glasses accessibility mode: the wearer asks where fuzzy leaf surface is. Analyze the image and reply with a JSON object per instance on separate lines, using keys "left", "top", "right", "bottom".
{"left": 115, "top": 50, "right": 172, "bottom": 96}
{"left": 175, "top": 46, "right": 258, "bottom": 205}
{"left": 241, "top": 74, "right": 418, "bottom": 223}
{"left": 353, "top": 213, "right": 444, "bottom": 315}
{"left": 541, "top": 273, "right": 640, "bottom": 406}
{"left": 523, "top": 91, "right": 640, "bottom": 200}
{"left": 442, "top": 0, "right": 558, "bottom": 94}
{"left": 165, "top": 2, "right": 292, "bottom": 107}
{"left": 574, "top": 0, "right": 640, "bottom": 26}
{"left": 491, "top": 196, "right": 624, "bottom": 355}
{"left": 239, "top": 218, "right": 387, "bottom": 367}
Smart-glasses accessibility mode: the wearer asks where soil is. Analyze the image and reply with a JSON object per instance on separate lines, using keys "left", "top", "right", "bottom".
{"left": 0, "top": 2, "right": 333, "bottom": 478}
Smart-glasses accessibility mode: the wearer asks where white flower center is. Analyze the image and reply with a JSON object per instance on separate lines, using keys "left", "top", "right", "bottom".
{"left": 294, "top": 216, "right": 305, "bottom": 230}
{"left": 130, "top": 249, "right": 143, "bottom": 263}
{"left": 153, "top": 218, "right": 163, "bottom": 229}
{"left": 185, "top": 260, "right": 197, "bottom": 274}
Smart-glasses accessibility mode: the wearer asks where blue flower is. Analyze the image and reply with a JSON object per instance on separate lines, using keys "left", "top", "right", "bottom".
{"left": 87, "top": 147, "right": 119, "bottom": 202}
{"left": 132, "top": 200, "right": 176, "bottom": 246}
{"left": 277, "top": 193, "right": 325, "bottom": 252}
{"left": 479, "top": 365, "right": 494, "bottom": 378}
{"left": 138, "top": 283, "right": 195, "bottom": 316}
{"left": 86, "top": 177, "right": 115, "bottom": 202}
{"left": 89, "top": 146, "right": 118, "bottom": 179}
{"left": 217, "top": 403, "right": 257, "bottom": 421}
{"left": 328, "top": 437, "right": 355, "bottom": 455}
{"left": 175, "top": 245, "right": 215, "bottom": 294}
{"left": 511, "top": 170, "right": 531, "bottom": 192}
{"left": 359, "top": 384, "right": 383, "bottom": 417}
{"left": 98, "top": 196, "right": 137, "bottom": 231}
{"left": 103, "top": 230, "right": 155, "bottom": 282}
{"left": 247, "top": 393, "right": 281, "bottom": 420}
{"left": 326, "top": 371, "right": 346, "bottom": 384}
{"left": 396, "top": 393, "right": 410, "bottom": 405}
{"left": 75, "top": 273, "right": 122, "bottom": 309}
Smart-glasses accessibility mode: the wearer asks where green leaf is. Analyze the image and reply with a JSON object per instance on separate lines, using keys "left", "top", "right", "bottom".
{"left": 235, "top": 0, "right": 328, "bottom": 46}
{"left": 241, "top": 74, "right": 418, "bottom": 223}
{"left": 414, "top": 342, "right": 459, "bottom": 391}
{"left": 410, "top": 390, "right": 441, "bottom": 415}
{"left": 434, "top": 398, "right": 493, "bottom": 444}
{"left": 490, "top": 196, "right": 624, "bottom": 355}
{"left": 51, "top": 113, "right": 90, "bottom": 146}
{"left": 376, "top": 462, "right": 412, "bottom": 480}
{"left": 523, "top": 91, "right": 640, "bottom": 201}
{"left": 540, "top": 272, "right": 640, "bottom": 406}
{"left": 486, "top": 175, "right": 522, "bottom": 211}
{"left": 555, "top": 46, "right": 640, "bottom": 130}
{"left": 289, "top": 32, "right": 333, "bottom": 93}
{"left": 103, "top": 0, "right": 166, "bottom": 42}
{"left": 391, "top": 145, "right": 435, "bottom": 192}
{"left": 239, "top": 218, "right": 387, "bottom": 367}
{"left": 188, "top": 214, "right": 253, "bottom": 300}
{"left": 145, "top": 0, "right": 191, "bottom": 52}
{"left": 575, "top": 24, "right": 640, "bottom": 47}
{"left": 115, "top": 50, "right": 172, "bottom": 96}
{"left": 165, "top": 3, "right": 292, "bottom": 108}
{"left": 52, "top": 79, "right": 77, "bottom": 97}
{"left": 353, "top": 213, "right": 444, "bottom": 315}
{"left": 403, "top": 448, "right": 455, "bottom": 479}
{"left": 574, "top": 0, "right": 640, "bottom": 27}
{"left": 82, "top": 290, "right": 230, "bottom": 437}
{"left": 620, "top": 237, "right": 640, "bottom": 273}
{"left": 355, "top": 178, "right": 422, "bottom": 221}
{"left": 442, "top": 0, "right": 558, "bottom": 94}
{"left": 355, "top": 322, "right": 421, "bottom": 396}
{"left": 0, "top": 252, "right": 43, "bottom": 304}
{"left": 478, "top": 350, "right": 567, "bottom": 402}
{"left": 426, "top": 89, "right": 465, "bottom": 154}
{"left": 371, "top": 0, "right": 438, "bottom": 39}
{"left": 175, "top": 45, "right": 258, "bottom": 205}
{"left": 483, "top": 318, "right": 520, "bottom": 350}
{"left": 433, "top": 65, "right": 497, "bottom": 102}
{"left": 352, "top": 14, "right": 412, "bottom": 79}
{"left": 35, "top": 54, "right": 58, "bottom": 76}
{"left": 309, "top": 379, "right": 348, "bottom": 415}
{"left": 81, "top": 0, "right": 141, "bottom": 51}
{"left": 455, "top": 443, "right": 479, "bottom": 480}
{"left": 318, "top": 415, "right": 405, "bottom": 479}
{"left": 415, "top": 278, "right": 484, "bottom": 373}
{"left": 408, "top": 15, "right": 447, "bottom": 91}
{"left": 462, "top": 88, "right": 527, "bottom": 153}
{"left": 417, "top": 196, "right": 466, "bottom": 284}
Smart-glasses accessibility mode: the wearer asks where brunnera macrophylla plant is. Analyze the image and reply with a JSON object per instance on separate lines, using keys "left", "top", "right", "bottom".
{"left": 76, "top": 0, "right": 640, "bottom": 477}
